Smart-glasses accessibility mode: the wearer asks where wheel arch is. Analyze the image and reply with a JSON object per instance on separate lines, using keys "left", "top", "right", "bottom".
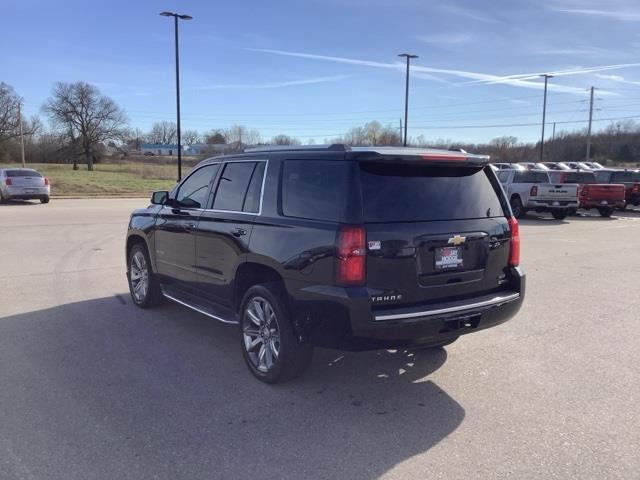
{"left": 234, "top": 262, "right": 286, "bottom": 313}
{"left": 126, "top": 233, "right": 156, "bottom": 272}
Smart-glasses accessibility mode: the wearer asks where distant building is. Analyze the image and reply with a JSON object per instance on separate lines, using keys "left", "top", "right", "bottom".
{"left": 184, "top": 143, "right": 227, "bottom": 156}
{"left": 140, "top": 144, "right": 182, "bottom": 156}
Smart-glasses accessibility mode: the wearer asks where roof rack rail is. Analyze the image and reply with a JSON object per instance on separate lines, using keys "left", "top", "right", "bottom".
{"left": 244, "top": 144, "right": 348, "bottom": 153}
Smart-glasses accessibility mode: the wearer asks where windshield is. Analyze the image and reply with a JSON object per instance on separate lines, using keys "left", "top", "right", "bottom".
{"left": 5, "top": 169, "right": 42, "bottom": 177}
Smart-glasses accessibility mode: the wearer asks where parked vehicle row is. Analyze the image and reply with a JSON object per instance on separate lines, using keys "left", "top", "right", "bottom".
{"left": 126, "top": 145, "right": 525, "bottom": 383}
{"left": 491, "top": 162, "right": 637, "bottom": 217}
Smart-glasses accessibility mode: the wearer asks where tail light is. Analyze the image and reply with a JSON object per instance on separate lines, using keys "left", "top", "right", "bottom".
{"left": 508, "top": 216, "right": 520, "bottom": 267}
{"left": 44, "top": 177, "right": 50, "bottom": 186}
{"left": 335, "top": 226, "right": 366, "bottom": 285}
{"left": 5, "top": 178, "right": 12, "bottom": 186}
{"left": 529, "top": 185, "right": 538, "bottom": 196}
{"left": 633, "top": 184, "right": 640, "bottom": 193}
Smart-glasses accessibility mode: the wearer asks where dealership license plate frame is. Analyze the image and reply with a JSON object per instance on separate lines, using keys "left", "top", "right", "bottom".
{"left": 435, "top": 246, "right": 464, "bottom": 271}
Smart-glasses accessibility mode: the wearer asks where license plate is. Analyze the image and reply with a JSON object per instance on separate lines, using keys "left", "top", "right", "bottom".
{"left": 435, "top": 246, "right": 463, "bottom": 270}
{"left": 552, "top": 201, "right": 560, "bottom": 206}
{"left": 24, "top": 189, "right": 37, "bottom": 193}
{"left": 601, "top": 200, "right": 608, "bottom": 205}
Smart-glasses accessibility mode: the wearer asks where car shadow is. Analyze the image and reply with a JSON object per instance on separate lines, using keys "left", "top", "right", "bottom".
{"left": 0, "top": 199, "right": 42, "bottom": 206}
{"left": 0, "top": 296, "right": 465, "bottom": 480}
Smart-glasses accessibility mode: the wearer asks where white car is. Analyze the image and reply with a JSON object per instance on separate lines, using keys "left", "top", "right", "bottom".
{"left": 0, "top": 168, "right": 50, "bottom": 203}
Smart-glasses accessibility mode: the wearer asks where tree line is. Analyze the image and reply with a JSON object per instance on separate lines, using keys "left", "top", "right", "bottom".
{"left": 1, "top": 80, "right": 639, "bottom": 170}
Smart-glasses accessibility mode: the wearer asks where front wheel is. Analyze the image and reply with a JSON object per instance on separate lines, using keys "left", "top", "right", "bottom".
{"left": 240, "top": 284, "right": 313, "bottom": 383}
{"left": 127, "top": 243, "right": 162, "bottom": 308}
{"left": 551, "top": 209, "right": 568, "bottom": 220}
{"left": 598, "top": 207, "right": 614, "bottom": 217}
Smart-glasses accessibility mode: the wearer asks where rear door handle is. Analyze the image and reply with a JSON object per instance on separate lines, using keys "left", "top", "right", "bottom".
{"left": 231, "top": 228, "right": 247, "bottom": 237}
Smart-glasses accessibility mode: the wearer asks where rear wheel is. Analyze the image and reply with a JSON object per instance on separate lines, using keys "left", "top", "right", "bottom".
{"left": 510, "top": 196, "right": 524, "bottom": 219}
{"left": 240, "top": 284, "right": 313, "bottom": 383}
{"left": 40, "top": 196, "right": 50, "bottom": 204}
{"left": 551, "top": 209, "right": 568, "bottom": 220}
{"left": 598, "top": 207, "right": 614, "bottom": 217}
{"left": 127, "top": 243, "right": 162, "bottom": 308}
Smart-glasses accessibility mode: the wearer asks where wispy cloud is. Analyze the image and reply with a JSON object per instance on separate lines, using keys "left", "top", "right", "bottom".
{"left": 459, "top": 63, "right": 640, "bottom": 87}
{"left": 595, "top": 73, "right": 640, "bottom": 85}
{"left": 553, "top": 8, "right": 640, "bottom": 21}
{"left": 247, "top": 48, "right": 604, "bottom": 95}
{"left": 417, "top": 33, "right": 473, "bottom": 45}
{"left": 532, "top": 45, "right": 619, "bottom": 58}
{"left": 194, "top": 75, "right": 353, "bottom": 90}
{"left": 437, "top": 3, "right": 500, "bottom": 23}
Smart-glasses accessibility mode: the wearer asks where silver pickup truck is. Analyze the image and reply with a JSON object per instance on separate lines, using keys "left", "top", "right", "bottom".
{"left": 497, "top": 169, "right": 579, "bottom": 220}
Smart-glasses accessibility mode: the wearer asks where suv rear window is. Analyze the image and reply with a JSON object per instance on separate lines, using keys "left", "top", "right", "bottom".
{"left": 281, "top": 160, "right": 351, "bottom": 222}
{"left": 359, "top": 163, "right": 504, "bottom": 223}
{"left": 562, "top": 172, "right": 597, "bottom": 183}
{"left": 5, "top": 169, "right": 42, "bottom": 177}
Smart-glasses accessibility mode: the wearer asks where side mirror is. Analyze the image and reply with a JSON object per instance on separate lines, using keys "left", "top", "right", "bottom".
{"left": 151, "top": 190, "right": 169, "bottom": 205}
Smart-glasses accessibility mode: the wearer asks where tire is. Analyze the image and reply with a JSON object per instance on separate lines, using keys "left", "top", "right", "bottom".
{"left": 598, "top": 207, "right": 614, "bottom": 217}
{"left": 510, "top": 196, "right": 524, "bottom": 219}
{"left": 551, "top": 209, "right": 568, "bottom": 220}
{"left": 40, "top": 196, "right": 50, "bottom": 204}
{"left": 240, "top": 283, "right": 313, "bottom": 384}
{"left": 568, "top": 208, "right": 578, "bottom": 216}
{"left": 127, "top": 243, "right": 163, "bottom": 308}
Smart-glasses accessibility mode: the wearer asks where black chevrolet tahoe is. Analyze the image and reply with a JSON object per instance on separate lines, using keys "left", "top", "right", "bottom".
{"left": 126, "top": 145, "right": 525, "bottom": 383}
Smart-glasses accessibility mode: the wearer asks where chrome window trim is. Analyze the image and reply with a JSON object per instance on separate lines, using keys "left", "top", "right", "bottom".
{"left": 373, "top": 292, "right": 520, "bottom": 322}
{"left": 208, "top": 159, "right": 268, "bottom": 216}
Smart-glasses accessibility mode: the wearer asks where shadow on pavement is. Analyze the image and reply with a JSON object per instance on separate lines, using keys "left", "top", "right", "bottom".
{"left": 0, "top": 296, "right": 465, "bottom": 480}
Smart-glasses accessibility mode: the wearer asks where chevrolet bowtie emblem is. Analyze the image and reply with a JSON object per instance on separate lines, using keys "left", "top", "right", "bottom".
{"left": 448, "top": 235, "right": 467, "bottom": 246}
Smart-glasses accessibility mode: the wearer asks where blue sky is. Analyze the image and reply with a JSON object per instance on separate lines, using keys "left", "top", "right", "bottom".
{"left": 3, "top": 0, "right": 640, "bottom": 144}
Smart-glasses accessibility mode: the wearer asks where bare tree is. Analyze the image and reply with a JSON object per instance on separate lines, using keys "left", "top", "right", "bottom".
{"left": 205, "top": 129, "right": 226, "bottom": 145}
{"left": 182, "top": 129, "right": 201, "bottom": 146}
{"left": 271, "top": 134, "right": 300, "bottom": 145}
{"left": 226, "top": 124, "right": 261, "bottom": 147}
{"left": 147, "top": 120, "right": 177, "bottom": 145}
{"left": 43, "top": 81, "right": 127, "bottom": 170}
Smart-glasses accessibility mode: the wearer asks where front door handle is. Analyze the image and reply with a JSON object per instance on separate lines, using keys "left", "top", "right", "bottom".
{"left": 231, "top": 227, "right": 247, "bottom": 237}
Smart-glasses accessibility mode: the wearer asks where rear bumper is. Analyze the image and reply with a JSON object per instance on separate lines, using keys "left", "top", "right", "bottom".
{"left": 525, "top": 199, "right": 578, "bottom": 209}
{"left": 3, "top": 186, "right": 50, "bottom": 199}
{"left": 290, "top": 266, "right": 525, "bottom": 350}
{"left": 580, "top": 199, "right": 625, "bottom": 209}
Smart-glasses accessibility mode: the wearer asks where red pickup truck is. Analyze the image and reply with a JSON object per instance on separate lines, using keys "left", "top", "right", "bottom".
{"left": 594, "top": 169, "right": 640, "bottom": 208}
{"left": 548, "top": 170, "right": 625, "bottom": 216}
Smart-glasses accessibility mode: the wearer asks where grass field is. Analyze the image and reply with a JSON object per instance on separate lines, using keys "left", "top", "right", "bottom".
{"left": 0, "top": 162, "right": 183, "bottom": 196}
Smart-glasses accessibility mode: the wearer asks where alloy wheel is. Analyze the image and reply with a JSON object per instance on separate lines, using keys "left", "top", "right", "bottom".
{"left": 243, "top": 296, "right": 281, "bottom": 373}
{"left": 130, "top": 251, "right": 149, "bottom": 302}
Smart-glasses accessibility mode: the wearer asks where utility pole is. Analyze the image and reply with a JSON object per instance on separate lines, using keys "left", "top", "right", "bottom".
{"left": 398, "top": 53, "right": 418, "bottom": 146}
{"left": 586, "top": 86, "right": 594, "bottom": 161}
{"left": 160, "top": 11, "right": 193, "bottom": 181}
{"left": 17, "top": 101, "right": 26, "bottom": 168}
{"left": 551, "top": 122, "right": 556, "bottom": 161}
{"left": 539, "top": 74, "right": 553, "bottom": 162}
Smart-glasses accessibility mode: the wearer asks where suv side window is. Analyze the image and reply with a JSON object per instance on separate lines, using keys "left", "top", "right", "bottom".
{"left": 281, "top": 160, "right": 350, "bottom": 222}
{"left": 175, "top": 164, "right": 219, "bottom": 208}
{"left": 213, "top": 161, "right": 258, "bottom": 212}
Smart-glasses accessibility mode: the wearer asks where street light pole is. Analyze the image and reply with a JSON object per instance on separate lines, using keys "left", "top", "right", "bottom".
{"left": 539, "top": 74, "right": 553, "bottom": 162}
{"left": 398, "top": 53, "right": 418, "bottom": 147}
{"left": 160, "top": 11, "right": 192, "bottom": 182}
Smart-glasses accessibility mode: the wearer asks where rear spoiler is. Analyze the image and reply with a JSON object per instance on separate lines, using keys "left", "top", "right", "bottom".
{"left": 349, "top": 147, "right": 490, "bottom": 165}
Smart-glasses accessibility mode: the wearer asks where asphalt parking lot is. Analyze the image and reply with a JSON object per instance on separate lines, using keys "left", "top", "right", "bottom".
{"left": 1, "top": 198, "right": 639, "bottom": 480}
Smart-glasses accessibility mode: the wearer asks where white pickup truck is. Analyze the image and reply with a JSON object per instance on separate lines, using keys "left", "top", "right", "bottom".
{"left": 496, "top": 169, "right": 579, "bottom": 220}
